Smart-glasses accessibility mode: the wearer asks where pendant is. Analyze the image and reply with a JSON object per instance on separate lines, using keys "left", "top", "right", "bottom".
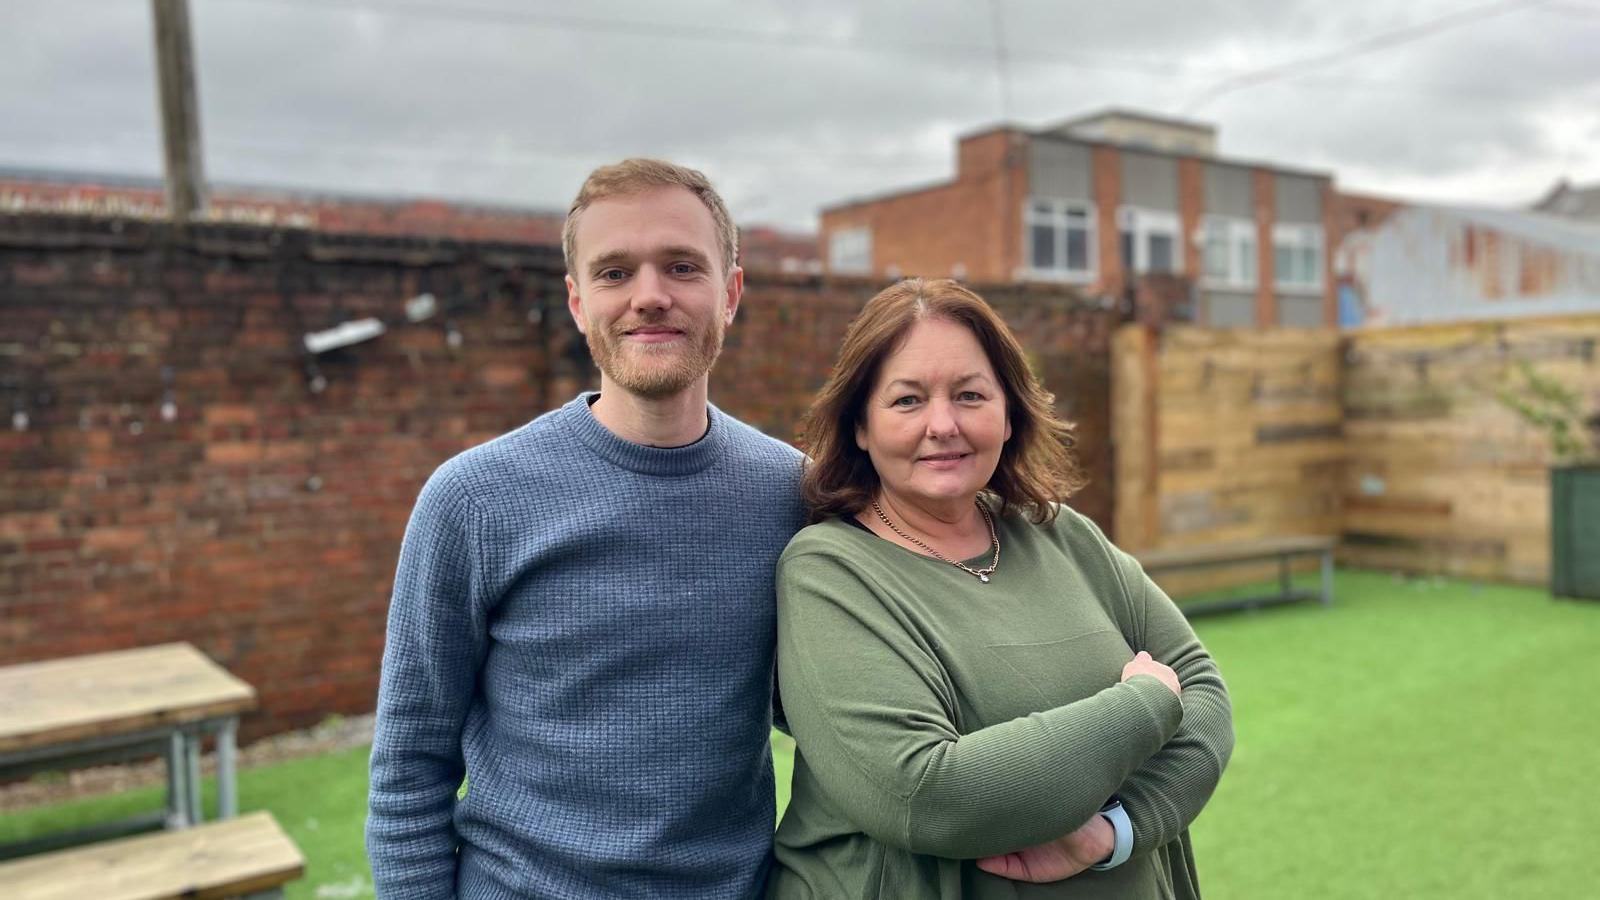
{"left": 979, "top": 574, "right": 990, "bottom": 583}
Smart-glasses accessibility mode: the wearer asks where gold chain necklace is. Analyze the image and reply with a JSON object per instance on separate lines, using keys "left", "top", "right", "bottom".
{"left": 870, "top": 498, "right": 1000, "bottom": 583}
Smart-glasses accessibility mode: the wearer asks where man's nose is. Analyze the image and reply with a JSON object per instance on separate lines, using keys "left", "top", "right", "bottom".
{"left": 631, "top": 266, "right": 673, "bottom": 312}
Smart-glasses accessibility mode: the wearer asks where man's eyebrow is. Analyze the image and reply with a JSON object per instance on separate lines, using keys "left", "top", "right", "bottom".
{"left": 659, "top": 245, "right": 713, "bottom": 266}
{"left": 587, "top": 250, "right": 634, "bottom": 274}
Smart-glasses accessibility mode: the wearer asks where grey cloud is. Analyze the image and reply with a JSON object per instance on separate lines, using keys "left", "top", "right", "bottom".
{"left": 1, "top": 0, "right": 1598, "bottom": 228}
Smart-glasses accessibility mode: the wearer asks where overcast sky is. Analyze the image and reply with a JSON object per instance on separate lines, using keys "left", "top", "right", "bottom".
{"left": 2, "top": 0, "right": 1598, "bottom": 230}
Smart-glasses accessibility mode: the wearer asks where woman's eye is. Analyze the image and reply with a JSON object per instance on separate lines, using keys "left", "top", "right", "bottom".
{"left": 891, "top": 395, "right": 920, "bottom": 408}
{"left": 957, "top": 390, "right": 984, "bottom": 402}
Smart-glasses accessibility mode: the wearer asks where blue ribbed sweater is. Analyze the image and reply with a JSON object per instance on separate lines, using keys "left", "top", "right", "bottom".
{"left": 366, "top": 393, "right": 806, "bottom": 899}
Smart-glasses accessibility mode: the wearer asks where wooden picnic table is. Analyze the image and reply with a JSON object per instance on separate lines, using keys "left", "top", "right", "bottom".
{"left": 0, "top": 643, "right": 257, "bottom": 860}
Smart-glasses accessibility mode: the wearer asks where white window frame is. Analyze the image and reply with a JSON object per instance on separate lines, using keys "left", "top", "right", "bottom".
{"left": 1272, "top": 222, "right": 1324, "bottom": 293}
{"left": 1200, "top": 215, "right": 1257, "bottom": 290}
{"left": 1023, "top": 198, "right": 1097, "bottom": 283}
{"left": 1117, "top": 207, "right": 1183, "bottom": 276}
{"left": 827, "top": 226, "right": 872, "bottom": 275}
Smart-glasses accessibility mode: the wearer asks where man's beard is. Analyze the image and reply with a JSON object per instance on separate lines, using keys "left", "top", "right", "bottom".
{"left": 585, "top": 310, "right": 726, "bottom": 399}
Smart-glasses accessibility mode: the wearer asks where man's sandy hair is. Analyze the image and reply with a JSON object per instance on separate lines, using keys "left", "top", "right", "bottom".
{"left": 562, "top": 158, "right": 739, "bottom": 276}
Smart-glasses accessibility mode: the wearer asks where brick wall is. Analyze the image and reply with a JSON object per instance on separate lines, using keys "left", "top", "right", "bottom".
{"left": 1, "top": 213, "right": 1121, "bottom": 740}
{"left": 1092, "top": 145, "right": 1125, "bottom": 298}
{"left": 1177, "top": 158, "right": 1204, "bottom": 282}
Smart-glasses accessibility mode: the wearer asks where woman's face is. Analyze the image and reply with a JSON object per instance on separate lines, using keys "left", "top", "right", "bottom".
{"left": 856, "top": 317, "right": 1012, "bottom": 513}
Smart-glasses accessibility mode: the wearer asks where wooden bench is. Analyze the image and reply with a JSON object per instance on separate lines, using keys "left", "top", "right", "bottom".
{"left": 0, "top": 811, "right": 303, "bottom": 900}
{"left": 1135, "top": 535, "right": 1336, "bottom": 617}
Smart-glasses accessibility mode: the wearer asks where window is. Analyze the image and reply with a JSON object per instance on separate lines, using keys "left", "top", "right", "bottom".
{"left": 1024, "top": 199, "right": 1095, "bottom": 281}
{"left": 1273, "top": 223, "right": 1323, "bottom": 291}
{"left": 828, "top": 227, "right": 872, "bottom": 275}
{"left": 1201, "top": 216, "right": 1257, "bottom": 289}
{"left": 1117, "top": 208, "right": 1182, "bottom": 276}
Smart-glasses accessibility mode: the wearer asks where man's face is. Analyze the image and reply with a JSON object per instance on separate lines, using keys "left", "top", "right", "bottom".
{"left": 565, "top": 186, "right": 743, "bottom": 400}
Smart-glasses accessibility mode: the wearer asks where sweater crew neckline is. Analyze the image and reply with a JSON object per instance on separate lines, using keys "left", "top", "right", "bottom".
{"left": 558, "top": 391, "right": 728, "bottom": 476}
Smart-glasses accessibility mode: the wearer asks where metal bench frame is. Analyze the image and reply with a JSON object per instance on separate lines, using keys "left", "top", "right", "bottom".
{"left": 0, "top": 715, "right": 240, "bottom": 860}
{"left": 1138, "top": 539, "right": 1335, "bottom": 617}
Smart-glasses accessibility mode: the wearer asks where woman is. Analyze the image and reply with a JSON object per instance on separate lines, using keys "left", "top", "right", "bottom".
{"left": 768, "top": 279, "right": 1233, "bottom": 898}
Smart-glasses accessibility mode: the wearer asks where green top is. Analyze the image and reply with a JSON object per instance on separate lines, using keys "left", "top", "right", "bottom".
{"left": 767, "top": 502, "right": 1234, "bottom": 899}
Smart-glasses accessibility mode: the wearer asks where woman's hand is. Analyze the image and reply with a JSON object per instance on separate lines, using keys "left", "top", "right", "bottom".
{"left": 975, "top": 813, "right": 1114, "bottom": 883}
{"left": 1122, "top": 650, "right": 1181, "bottom": 697}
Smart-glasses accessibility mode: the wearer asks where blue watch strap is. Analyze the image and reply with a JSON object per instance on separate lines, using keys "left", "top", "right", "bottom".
{"left": 1089, "top": 798, "right": 1133, "bottom": 871}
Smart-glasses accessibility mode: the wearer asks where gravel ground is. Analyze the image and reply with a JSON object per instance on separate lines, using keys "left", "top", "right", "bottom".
{"left": 0, "top": 713, "right": 375, "bottom": 812}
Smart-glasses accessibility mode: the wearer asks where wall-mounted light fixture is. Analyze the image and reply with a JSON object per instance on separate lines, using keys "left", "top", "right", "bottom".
{"left": 303, "top": 318, "right": 386, "bottom": 355}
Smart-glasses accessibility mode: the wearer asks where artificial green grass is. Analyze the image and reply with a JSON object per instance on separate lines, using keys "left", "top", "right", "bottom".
{"left": 1183, "top": 570, "right": 1600, "bottom": 898}
{"left": 4, "top": 571, "right": 1595, "bottom": 898}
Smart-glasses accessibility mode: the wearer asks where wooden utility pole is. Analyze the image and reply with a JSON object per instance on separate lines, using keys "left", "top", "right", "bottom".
{"left": 151, "top": 0, "right": 206, "bottom": 224}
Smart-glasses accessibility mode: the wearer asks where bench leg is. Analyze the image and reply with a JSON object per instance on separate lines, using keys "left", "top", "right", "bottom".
{"left": 165, "top": 731, "right": 191, "bottom": 829}
{"left": 218, "top": 717, "right": 239, "bottom": 818}
{"left": 1279, "top": 556, "right": 1292, "bottom": 600}
{"left": 186, "top": 729, "right": 204, "bottom": 825}
{"left": 1320, "top": 551, "right": 1334, "bottom": 606}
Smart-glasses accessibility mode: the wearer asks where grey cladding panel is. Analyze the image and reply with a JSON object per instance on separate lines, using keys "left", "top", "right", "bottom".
{"left": 1204, "top": 291, "right": 1257, "bottom": 328}
{"left": 1029, "top": 140, "right": 1093, "bottom": 201}
{"left": 1120, "top": 151, "right": 1178, "bottom": 210}
{"left": 1277, "top": 294, "right": 1325, "bottom": 327}
{"left": 1203, "top": 164, "right": 1254, "bottom": 218}
{"left": 1275, "top": 175, "right": 1324, "bottom": 223}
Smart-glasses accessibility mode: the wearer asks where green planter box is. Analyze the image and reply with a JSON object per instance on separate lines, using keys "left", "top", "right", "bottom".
{"left": 1551, "top": 465, "right": 1600, "bottom": 600}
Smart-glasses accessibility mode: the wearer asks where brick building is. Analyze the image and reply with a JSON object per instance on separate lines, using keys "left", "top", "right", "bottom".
{"left": 819, "top": 109, "right": 1339, "bottom": 328}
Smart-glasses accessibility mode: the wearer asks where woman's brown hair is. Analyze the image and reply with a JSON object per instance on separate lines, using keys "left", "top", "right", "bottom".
{"left": 798, "top": 278, "right": 1086, "bottom": 524}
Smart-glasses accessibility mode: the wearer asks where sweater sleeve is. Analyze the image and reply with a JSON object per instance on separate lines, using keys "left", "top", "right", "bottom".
{"left": 366, "top": 466, "right": 489, "bottom": 899}
{"left": 776, "top": 550, "right": 1185, "bottom": 860}
{"left": 1103, "top": 541, "right": 1235, "bottom": 862}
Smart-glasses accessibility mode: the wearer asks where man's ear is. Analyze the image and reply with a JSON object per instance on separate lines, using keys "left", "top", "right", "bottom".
{"left": 722, "top": 265, "right": 744, "bottom": 325}
{"left": 565, "top": 274, "right": 587, "bottom": 334}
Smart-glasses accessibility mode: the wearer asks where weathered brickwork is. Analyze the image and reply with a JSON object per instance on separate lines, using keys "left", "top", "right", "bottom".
{"left": 1, "top": 213, "right": 1119, "bottom": 740}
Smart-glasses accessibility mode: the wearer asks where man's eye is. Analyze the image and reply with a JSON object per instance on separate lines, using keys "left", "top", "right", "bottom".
{"left": 670, "top": 263, "right": 699, "bottom": 275}
{"left": 598, "top": 269, "right": 627, "bottom": 282}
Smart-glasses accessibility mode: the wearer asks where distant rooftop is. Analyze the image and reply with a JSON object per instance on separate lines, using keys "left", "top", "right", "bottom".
{"left": 0, "top": 165, "right": 568, "bottom": 243}
{"left": 0, "top": 167, "right": 820, "bottom": 272}
{"left": 1531, "top": 178, "right": 1600, "bottom": 221}
{"left": 1040, "top": 108, "right": 1218, "bottom": 157}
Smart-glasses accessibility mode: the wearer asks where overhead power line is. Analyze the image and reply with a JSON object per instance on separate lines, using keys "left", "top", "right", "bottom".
{"left": 1184, "top": 0, "right": 1556, "bottom": 113}
{"left": 219, "top": 0, "right": 1235, "bottom": 78}
{"left": 219, "top": 0, "right": 1575, "bottom": 105}
{"left": 1539, "top": 0, "right": 1600, "bottom": 17}
{"left": 989, "top": 0, "right": 1014, "bottom": 122}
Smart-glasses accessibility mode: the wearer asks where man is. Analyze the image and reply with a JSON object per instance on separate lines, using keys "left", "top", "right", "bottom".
{"left": 366, "top": 159, "right": 805, "bottom": 898}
